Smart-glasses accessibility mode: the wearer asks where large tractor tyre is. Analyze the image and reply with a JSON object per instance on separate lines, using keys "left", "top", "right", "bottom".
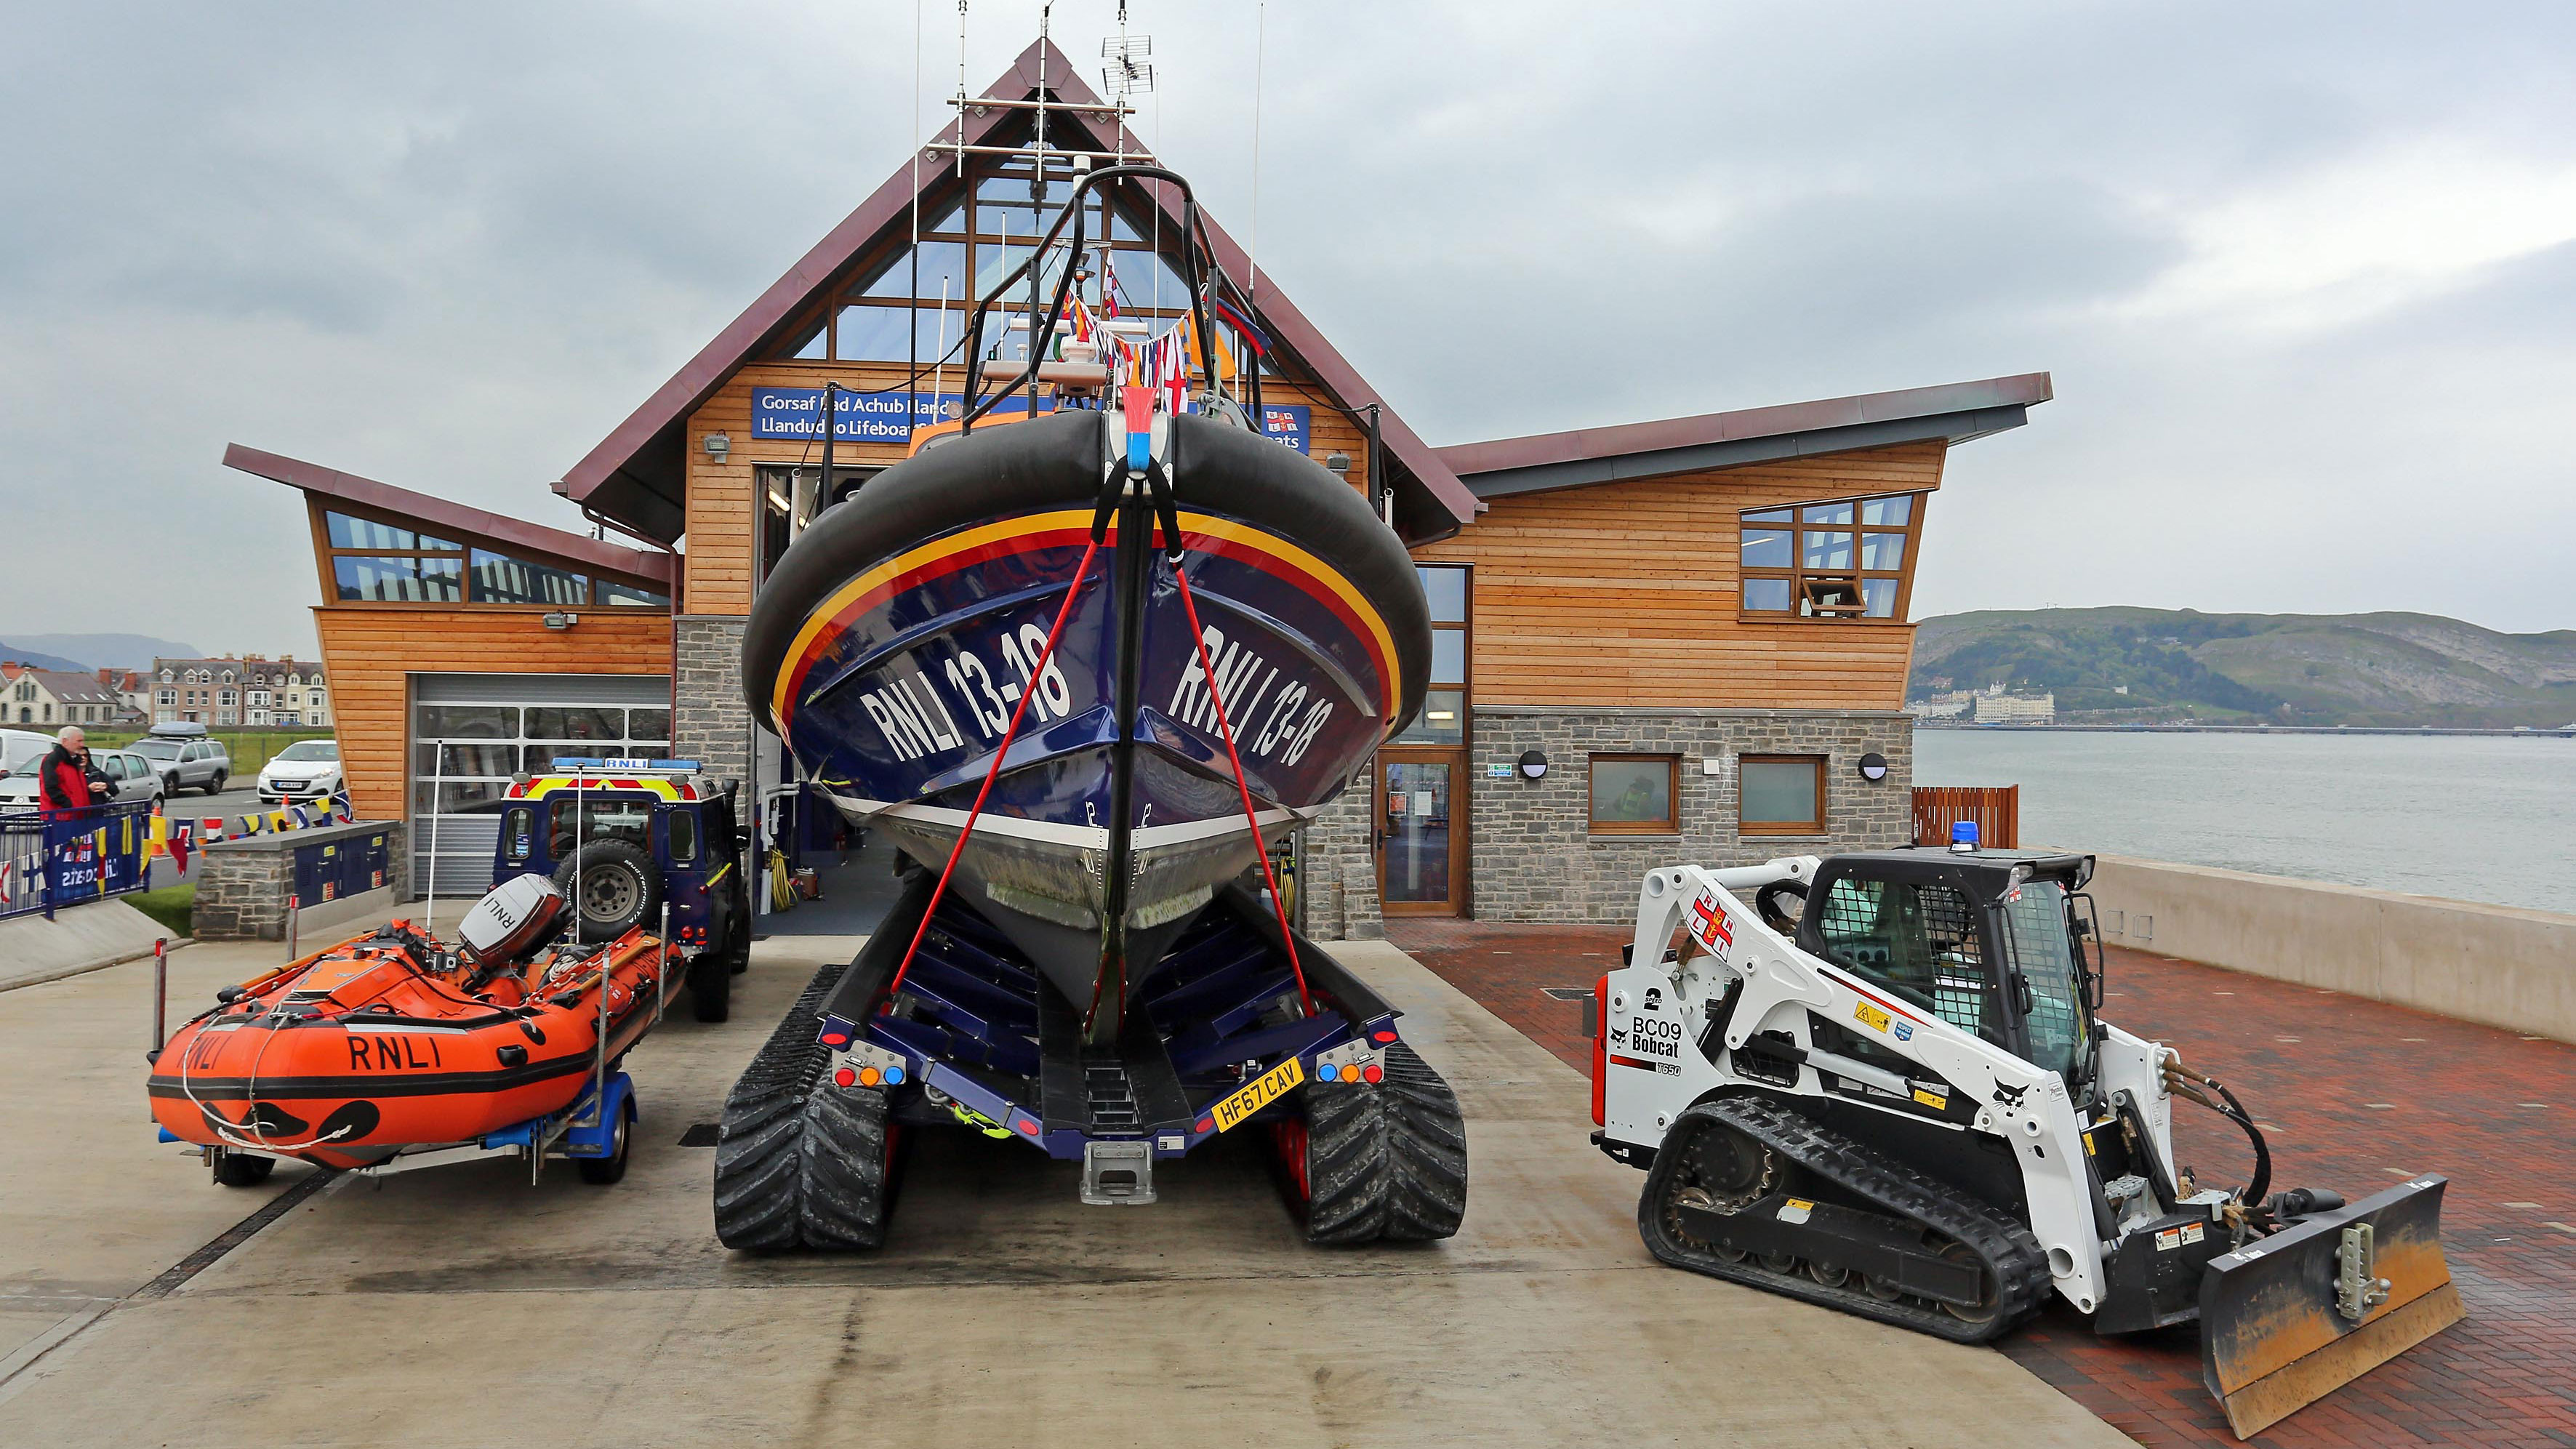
{"left": 1300, "top": 1043, "right": 1469, "bottom": 1245}
{"left": 712, "top": 956, "right": 852, "bottom": 1251}
{"left": 797, "top": 1084, "right": 894, "bottom": 1251}
{"left": 689, "top": 951, "right": 733, "bottom": 1023}
{"left": 553, "top": 840, "right": 662, "bottom": 944}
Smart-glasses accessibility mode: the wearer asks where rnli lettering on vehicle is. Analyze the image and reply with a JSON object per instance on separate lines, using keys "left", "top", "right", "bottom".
{"left": 345, "top": 1035, "right": 444, "bottom": 1071}
{"left": 856, "top": 621, "right": 1073, "bottom": 765}
{"left": 1164, "top": 622, "right": 1336, "bottom": 767}
{"left": 1210, "top": 1056, "right": 1305, "bottom": 1132}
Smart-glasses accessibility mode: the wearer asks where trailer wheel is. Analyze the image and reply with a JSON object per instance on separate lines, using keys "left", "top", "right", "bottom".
{"left": 210, "top": 1149, "right": 274, "bottom": 1187}
{"left": 577, "top": 1100, "right": 633, "bottom": 1185}
{"left": 1300, "top": 1043, "right": 1468, "bottom": 1245}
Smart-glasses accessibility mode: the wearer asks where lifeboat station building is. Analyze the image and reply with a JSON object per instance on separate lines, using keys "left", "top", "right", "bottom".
{"left": 223, "top": 39, "right": 2049, "bottom": 936}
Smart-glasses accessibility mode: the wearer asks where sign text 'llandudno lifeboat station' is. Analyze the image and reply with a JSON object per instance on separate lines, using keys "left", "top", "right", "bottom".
{"left": 223, "top": 39, "right": 2048, "bottom": 936}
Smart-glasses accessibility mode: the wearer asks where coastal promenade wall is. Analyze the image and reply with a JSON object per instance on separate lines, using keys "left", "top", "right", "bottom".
{"left": 2086, "top": 854, "right": 2576, "bottom": 1045}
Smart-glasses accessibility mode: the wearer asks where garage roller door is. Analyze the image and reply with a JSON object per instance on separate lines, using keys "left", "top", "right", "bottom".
{"left": 410, "top": 673, "right": 671, "bottom": 898}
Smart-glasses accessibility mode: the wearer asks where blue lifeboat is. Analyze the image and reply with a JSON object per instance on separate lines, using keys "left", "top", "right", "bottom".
{"left": 742, "top": 404, "right": 1428, "bottom": 1016}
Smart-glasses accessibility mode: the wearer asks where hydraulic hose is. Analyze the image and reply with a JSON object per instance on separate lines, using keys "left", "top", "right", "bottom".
{"left": 2162, "top": 1058, "right": 2272, "bottom": 1208}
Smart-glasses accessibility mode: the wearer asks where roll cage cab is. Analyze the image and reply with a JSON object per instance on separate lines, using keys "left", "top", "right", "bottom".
{"left": 490, "top": 758, "right": 750, "bottom": 1022}
{"left": 1789, "top": 850, "right": 2105, "bottom": 1089}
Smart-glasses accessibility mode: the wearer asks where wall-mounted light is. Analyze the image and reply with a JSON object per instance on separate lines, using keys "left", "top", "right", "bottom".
{"left": 1856, "top": 751, "right": 1890, "bottom": 782}
{"left": 1518, "top": 749, "right": 1549, "bottom": 780}
{"left": 1324, "top": 451, "right": 1351, "bottom": 473}
{"left": 703, "top": 433, "right": 731, "bottom": 462}
{"left": 542, "top": 612, "right": 580, "bottom": 631}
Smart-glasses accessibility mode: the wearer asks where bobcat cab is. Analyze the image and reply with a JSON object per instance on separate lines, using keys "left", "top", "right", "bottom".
{"left": 1592, "top": 838, "right": 2460, "bottom": 1439}
{"left": 492, "top": 758, "right": 750, "bottom": 1021}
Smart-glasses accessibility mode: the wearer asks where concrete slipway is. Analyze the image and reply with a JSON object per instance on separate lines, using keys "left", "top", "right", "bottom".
{"left": 0, "top": 919, "right": 2124, "bottom": 1448}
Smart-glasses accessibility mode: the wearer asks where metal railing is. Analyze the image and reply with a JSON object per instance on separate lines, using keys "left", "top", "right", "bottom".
{"left": 0, "top": 800, "right": 158, "bottom": 921}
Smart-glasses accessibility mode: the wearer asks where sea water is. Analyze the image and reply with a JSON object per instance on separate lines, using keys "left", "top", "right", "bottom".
{"left": 1914, "top": 731, "right": 2576, "bottom": 916}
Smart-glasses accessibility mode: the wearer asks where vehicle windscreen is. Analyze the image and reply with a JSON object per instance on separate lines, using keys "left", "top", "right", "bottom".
{"left": 133, "top": 740, "right": 180, "bottom": 759}
{"left": 1999, "top": 880, "right": 2093, "bottom": 1083}
{"left": 549, "top": 795, "right": 652, "bottom": 855}
{"left": 274, "top": 741, "right": 338, "bottom": 762}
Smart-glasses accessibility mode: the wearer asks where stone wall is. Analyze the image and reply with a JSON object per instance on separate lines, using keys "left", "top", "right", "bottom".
{"left": 1296, "top": 779, "right": 1382, "bottom": 942}
{"left": 675, "top": 616, "right": 753, "bottom": 785}
{"left": 196, "top": 820, "right": 409, "bottom": 942}
{"left": 1466, "top": 707, "right": 1914, "bottom": 923}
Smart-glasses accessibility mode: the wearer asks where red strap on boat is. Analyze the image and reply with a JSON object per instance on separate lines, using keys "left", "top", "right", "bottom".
{"left": 1168, "top": 556, "right": 1316, "bottom": 1019}
{"left": 885, "top": 536, "right": 1102, "bottom": 1001}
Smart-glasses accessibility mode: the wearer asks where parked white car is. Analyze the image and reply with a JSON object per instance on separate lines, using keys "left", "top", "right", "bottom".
{"left": 257, "top": 739, "right": 343, "bottom": 804}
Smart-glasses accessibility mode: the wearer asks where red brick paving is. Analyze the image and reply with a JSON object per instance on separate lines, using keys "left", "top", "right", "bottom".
{"left": 1387, "top": 918, "right": 2576, "bottom": 1448}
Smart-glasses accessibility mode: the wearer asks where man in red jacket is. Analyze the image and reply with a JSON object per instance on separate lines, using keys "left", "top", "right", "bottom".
{"left": 37, "top": 727, "right": 108, "bottom": 822}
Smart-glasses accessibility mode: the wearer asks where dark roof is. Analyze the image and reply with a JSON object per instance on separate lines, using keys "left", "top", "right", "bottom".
{"left": 555, "top": 38, "right": 1478, "bottom": 545}
{"left": 1437, "top": 373, "right": 2053, "bottom": 499}
{"left": 222, "top": 443, "right": 675, "bottom": 589}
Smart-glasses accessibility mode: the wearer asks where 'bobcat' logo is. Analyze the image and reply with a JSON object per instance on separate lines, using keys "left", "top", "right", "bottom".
{"left": 1991, "top": 1082, "right": 2029, "bottom": 1109}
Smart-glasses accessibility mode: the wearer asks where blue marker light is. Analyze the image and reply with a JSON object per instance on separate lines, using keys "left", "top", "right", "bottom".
{"left": 884, "top": 1066, "right": 905, "bottom": 1085}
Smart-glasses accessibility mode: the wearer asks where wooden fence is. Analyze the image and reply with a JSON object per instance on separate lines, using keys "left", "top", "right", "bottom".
{"left": 1911, "top": 785, "right": 2018, "bottom": 848}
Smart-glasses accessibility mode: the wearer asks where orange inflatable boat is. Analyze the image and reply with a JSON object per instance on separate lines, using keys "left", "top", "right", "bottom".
{"left": 148, "top": 907, "right": 675, "bottom": 1176}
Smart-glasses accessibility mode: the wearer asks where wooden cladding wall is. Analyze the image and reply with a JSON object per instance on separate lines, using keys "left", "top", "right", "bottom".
{"left": 1411, "top": 441, "right": 1946, "bottom": 710}
{"left": 313, "top": 608, "right": 673, "bottom": 821}
{"left": 681, "top": 364, "right": 1370, "bottom": 614}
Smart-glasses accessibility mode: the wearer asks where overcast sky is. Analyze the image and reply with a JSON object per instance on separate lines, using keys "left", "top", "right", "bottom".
{"left": 5, "top": 1, "right": 2572, "bottom": 657}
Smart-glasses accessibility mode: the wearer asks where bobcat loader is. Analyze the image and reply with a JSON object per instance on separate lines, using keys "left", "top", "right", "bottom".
{"left": 1589, "top": 838, "right": 2460, "bottom": 1438}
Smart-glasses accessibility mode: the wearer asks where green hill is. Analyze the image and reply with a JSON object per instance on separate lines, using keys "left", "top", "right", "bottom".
{"left": 1909, "top": 608, "right": 2576, "bottom": 728}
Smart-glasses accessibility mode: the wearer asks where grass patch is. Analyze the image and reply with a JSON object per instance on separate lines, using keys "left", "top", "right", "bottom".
{"left": 127, "top": 885, "right": 194, "bottom": 939}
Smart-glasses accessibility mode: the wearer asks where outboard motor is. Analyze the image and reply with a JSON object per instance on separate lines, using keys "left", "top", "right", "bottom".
{"left": 460, "top": 875, "right": 567, "bottom": 966}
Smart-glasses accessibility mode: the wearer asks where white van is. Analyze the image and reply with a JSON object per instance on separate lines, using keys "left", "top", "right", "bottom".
{"left": 0, "top": 728, "right": 51, "bottom": 777}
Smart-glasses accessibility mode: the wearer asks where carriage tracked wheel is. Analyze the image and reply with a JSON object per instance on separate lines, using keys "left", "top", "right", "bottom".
{"left": 713, "top": 956, "right": 894, "bottom": 1250}
{"left": 1299, "top": 1043, "right": 1468, "bottom": 1245}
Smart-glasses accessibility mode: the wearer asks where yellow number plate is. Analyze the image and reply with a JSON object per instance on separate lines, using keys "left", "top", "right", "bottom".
{"left": 1211, "top": 1056, "right": 1307, "bottom": 1132}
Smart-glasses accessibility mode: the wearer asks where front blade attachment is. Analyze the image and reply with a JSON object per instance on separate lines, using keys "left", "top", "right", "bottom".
{"left": 2199, "top": 1175, "right": 2463, "bottom": 1440}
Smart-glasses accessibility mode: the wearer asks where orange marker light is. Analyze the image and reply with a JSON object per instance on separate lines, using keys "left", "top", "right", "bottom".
{"left": 858, "top": 1066, "right": 882, "bottom": 1087}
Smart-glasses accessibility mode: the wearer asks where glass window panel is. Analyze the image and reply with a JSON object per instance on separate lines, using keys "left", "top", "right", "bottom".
{"left": 1744, "top": 507, "right": 1792, "bottom": 525}
{"left": 1379, "top": 759, "right": 1453, "bottom": 904}
{"left": 667, "top": 808, "right": 699, "bottom": 864}
{"left": 1861, "top": 494, "right": 1913, "bottom": 527}
{"left": 502, "top": 806, "right": 536, "bottom": 862}
{"left": 920, "top": 195, "right": 966, "bottom": 233}
{"left": 1744, "top": 577, "right": 1794, "bottom": 612}
{"left": 627, "top": 707, "right": 671, "bottom": 742}
{"left": 973, "top": 242, "right": 1042, "bottom": 298}
{"left": 431, "top": 742, "right": 519, "bottom": 776}
{"left": 835, "top": 305, "right": 957, "bottom": 364}
{"left": 413, "top": 779, "right": 509, "bottom": 815}
{"left": 549, "top": 798, "right": 654, "bottom": 854}
{"left": 1740, "top": 758, "right": 1822, "bottom": 828}
{"left": 1590, "top": 758, "right": 1674, "bottom": 827}
{"left": 326, "top": 513, "right": 412, "bottom": 550}
{"left": 860, "top": 240, "right": 968, "bottom": 300}
{"left": 1429, "top": 628, "right": 1467, "bottom": 685}
{"left": 596, "top": 579, "right": 671, "bottom": 608}
{"left": 1800, "top": 501, "right": 1855, "bottom": 526}
{"left": 1863, "top": 579, "right": 1899, "bottom": 618}
{"left": 1860, "top": 532, "right": 1906, "bottom": 570}
{"left": 334, "top": 555, "right": 462, "bottom": 603}
{"left": 1418, "top": 566, "right": 1468, "bottom": 624}
{"left": 1394, "top": 689, "right": 1464, "bottom": 745}
{"left": 524, "top": 707, "right": 625, "bottom": 742}
{"left": 469, "top": 549, "right": 587, "bottom": 606}
{"left": 787, "top": 318, "right": 826, "bottom": 360}
{"left": 1802, "top": 531, "right": 1854, "bottom": 570}
{"left": 1741, "top": 528, "right": 1791, "bottom": 569}
{"left": 416, "top": 705, "right": 515, "bottom": 739}
{"left": 1103, "top": 248, "right": 1194, "bottom": 313}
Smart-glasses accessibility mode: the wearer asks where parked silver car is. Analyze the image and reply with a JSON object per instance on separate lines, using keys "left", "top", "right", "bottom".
{"left": 0, "top": 748, "right": 164, "bottom": 811}
{"left": 132, "top": 734, "right": 231, "bottom": 795}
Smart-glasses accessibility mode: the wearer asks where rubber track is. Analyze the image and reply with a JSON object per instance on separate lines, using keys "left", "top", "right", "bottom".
{"left": 1637, "top": 1095, "right": 2050, "bottom": 1344}
{"left": 711, "top": 956, "right": 851, "bottom": 1251}
{"left": 1303, "top": 1043, "right": 1469, "bottom": 1244}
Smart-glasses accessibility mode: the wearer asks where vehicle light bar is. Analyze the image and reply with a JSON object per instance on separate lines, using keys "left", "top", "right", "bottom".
{"left": 548, "top": 758, "right": 702, "bottom": 773}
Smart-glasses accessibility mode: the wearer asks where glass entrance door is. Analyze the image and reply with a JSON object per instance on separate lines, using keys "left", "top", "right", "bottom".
{"left": 1379, "top": 749, "right": 1466, "bottom": 916}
